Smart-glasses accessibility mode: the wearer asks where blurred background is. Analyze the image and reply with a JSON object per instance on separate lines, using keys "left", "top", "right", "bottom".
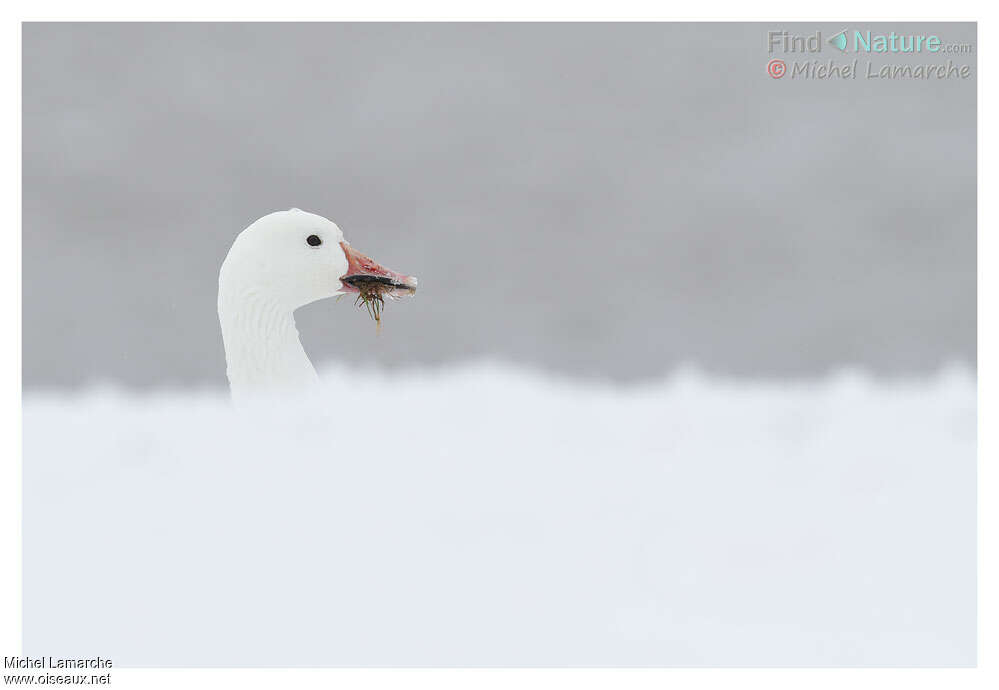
{"left": 21, "top": 23, "right": 978, "bottom": 667}
{"left": 22, "top": 22, "right": 976, "bottom": 389}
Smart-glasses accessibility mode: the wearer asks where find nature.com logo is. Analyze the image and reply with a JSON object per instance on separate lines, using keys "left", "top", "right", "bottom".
{"left": 765, "top": 28, "right": 973, "bottom": 80}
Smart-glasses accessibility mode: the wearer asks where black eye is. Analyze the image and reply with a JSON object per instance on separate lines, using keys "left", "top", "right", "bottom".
{"left": 306, "top": 234, "right": 322, "bottom": 247}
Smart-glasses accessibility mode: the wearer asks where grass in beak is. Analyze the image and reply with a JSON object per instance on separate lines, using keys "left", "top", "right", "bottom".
{"left": 350, "top": 280, "right": 393, "bottom": 332}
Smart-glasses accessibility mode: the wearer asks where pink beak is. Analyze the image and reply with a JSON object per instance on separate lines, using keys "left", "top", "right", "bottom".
{"left": 339, "top": 241, "right": 418, "bottom": 297}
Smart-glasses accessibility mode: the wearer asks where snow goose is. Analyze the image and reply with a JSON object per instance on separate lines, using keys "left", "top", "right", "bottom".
{"left": 218, "top": 209, "right": 417, "bottom": 400}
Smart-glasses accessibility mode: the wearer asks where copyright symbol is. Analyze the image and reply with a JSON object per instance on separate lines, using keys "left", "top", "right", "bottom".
{"left": 767, "top": 59, "right": 787, "bottom": 79}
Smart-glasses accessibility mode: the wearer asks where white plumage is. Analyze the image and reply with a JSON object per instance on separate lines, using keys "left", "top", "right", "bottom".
{"left": 218, "top": 209, "right": 416, "bottom": 400}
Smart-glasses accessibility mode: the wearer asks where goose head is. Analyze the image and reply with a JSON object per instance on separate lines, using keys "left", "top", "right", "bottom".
{"left": 218, "top": 208, "right": 418, "bottom": 399}
{"left": 220, "top": 208, "right": 417, "bottom": 311}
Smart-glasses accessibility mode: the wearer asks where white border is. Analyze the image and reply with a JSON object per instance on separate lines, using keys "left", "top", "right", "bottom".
{"left": 3, "top": 2, "right": 22, "bottom": 682}
{"left": 4, "top": 3, "right": 992, "bottom": 689}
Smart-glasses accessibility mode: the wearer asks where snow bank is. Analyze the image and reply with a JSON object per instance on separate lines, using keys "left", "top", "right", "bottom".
{"left": 23, "top": 362, "right": 976, "bottom": 666}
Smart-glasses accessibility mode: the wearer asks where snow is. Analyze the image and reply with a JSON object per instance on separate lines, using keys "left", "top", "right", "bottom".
{"left": 23, "top": 361, "right": 976, "bottom": 666}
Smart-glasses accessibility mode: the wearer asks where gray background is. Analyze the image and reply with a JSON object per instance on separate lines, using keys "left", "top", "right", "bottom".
{"left": 22, "top": 22, "right": 977, "bottom": 389}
